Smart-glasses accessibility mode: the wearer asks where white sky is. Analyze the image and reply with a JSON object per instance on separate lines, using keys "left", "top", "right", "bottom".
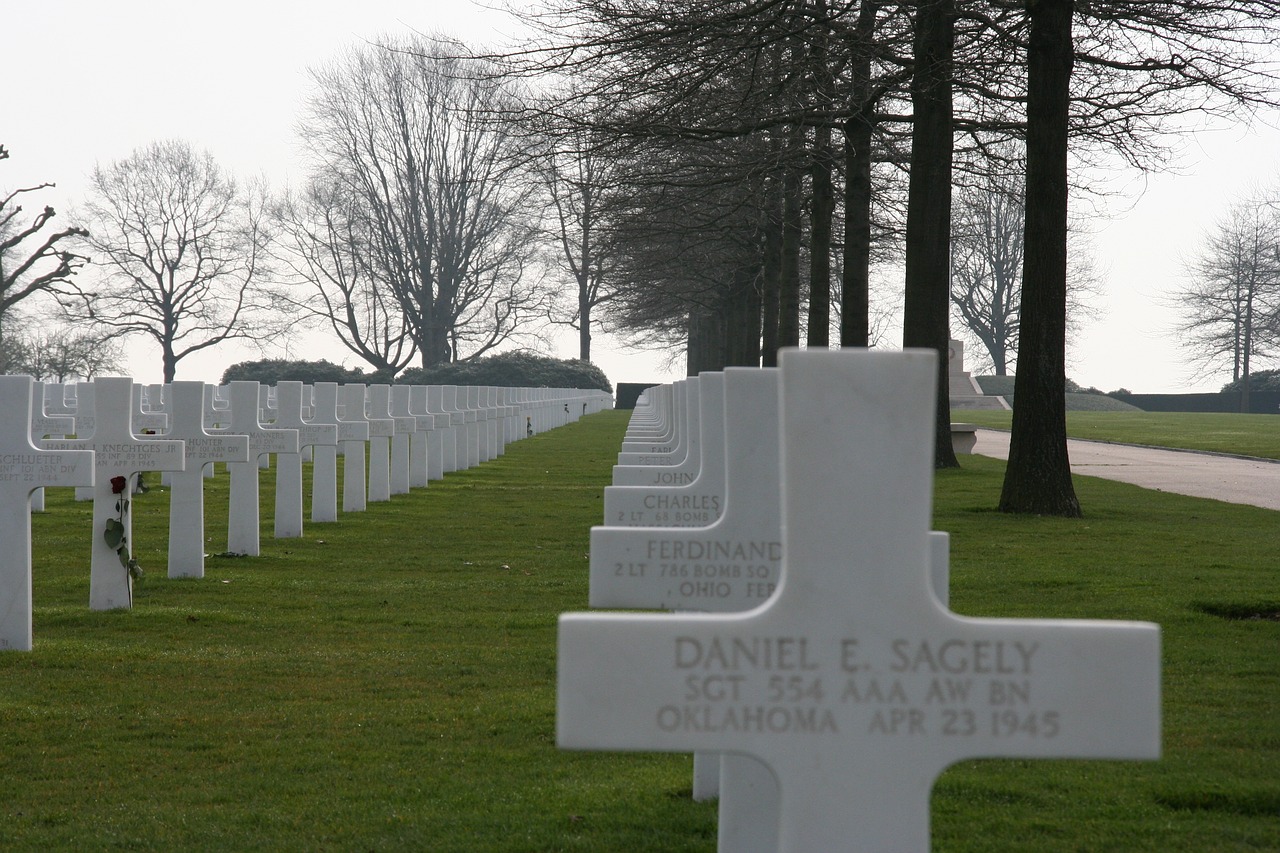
{"left": 5, "top": 1, "right": 1278, "bottom": 392}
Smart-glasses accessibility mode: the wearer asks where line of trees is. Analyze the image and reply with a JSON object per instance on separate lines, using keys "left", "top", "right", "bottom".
{"left": 496, "top": 0, "right": 1280, "bottom": 513}
{"left": 4, "top": 3, "right": 1280, "bottom": 515}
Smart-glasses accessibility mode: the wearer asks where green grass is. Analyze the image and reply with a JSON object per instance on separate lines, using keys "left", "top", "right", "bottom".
{"left": 2, "top": 412, "right": 1278, "bottom": 850}
{"left": 951, "top": 409, "right": 1280, "bottom": 460}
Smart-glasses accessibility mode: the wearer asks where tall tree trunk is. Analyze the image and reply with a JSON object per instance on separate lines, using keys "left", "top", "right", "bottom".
{"left": 686, "top": 312, "right": 704, "bottom": 376}
{"left": 842, "top": 110, "right": 873, "bottom": 347}
{"left": 761, "top": 175, "right": 783, "bottom": 366}
{"left": 778, "top": 162, "right": 803, "bottom": 351}
{"left": 809, "top": 127, "right": 834, "bottom": 348}
{"left": 807, "top": 0, "right": 833, "bottom": 349}
{"left": 745, "top": 273, "right": 762, "bottom": 366}
{"left": 163, "top": 346, "right": 178, "bottom": 383}
{"left": 902, "top": 0, "right": 958, "bottom": 469}
{"left": 841, "top": 0, "right": 879, "bottom": 348}
{"left": 999, "top": 0, "right": 1080, "bottom": 516}
{"left": 726, "top": 267, "right": 760, "bottom": 366}
{"left": 579, "top": 300, "right": 592, "bottom": 362}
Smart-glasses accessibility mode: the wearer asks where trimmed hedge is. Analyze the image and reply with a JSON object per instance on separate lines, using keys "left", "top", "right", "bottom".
{"left": 397, "top": 352, "right": 612, "bottom": 392}
{"left": 220, "top": 359, "right": 374, "bottom": 385}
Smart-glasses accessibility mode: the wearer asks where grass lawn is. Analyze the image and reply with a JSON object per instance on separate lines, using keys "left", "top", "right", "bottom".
{"left": 2, "top": 411, "right": 1277, "bottom": 851}
{"left": 952, "top": 409, "right": 1280, "bottom": 460}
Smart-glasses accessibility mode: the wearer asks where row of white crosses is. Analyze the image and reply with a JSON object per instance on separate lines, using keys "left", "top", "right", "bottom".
{"left": 1, "top": 374, "right": 611, "bottom": 651}
{"left": 558, "top": 350, "right": 1161, "bottom": 852}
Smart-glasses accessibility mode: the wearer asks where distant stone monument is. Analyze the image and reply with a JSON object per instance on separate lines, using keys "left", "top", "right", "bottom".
{"left": 948, "top": 339, "right": 1009, "bottom": 411}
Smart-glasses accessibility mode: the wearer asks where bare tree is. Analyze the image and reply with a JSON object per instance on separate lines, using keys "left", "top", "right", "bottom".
{"left": 301, "top": 37, "right": 548, "bottom": 368}
{"left": 270, "top": 178, "right": 418, "bottom": 377}
{"left": 949, "top": 165, "right": 1023, "bottom": 376}
{"left": 1175, "top": 192, "right": 1280, "bottom": 408}
{"left": 0, "top": 144, "right": 89, "bottom": 335}
{"left": 12, "top": 325, "right": 125, "bottom": 381}
{"left": 950, "top": 150, "right": 1102, "bottom": 377}
{"left": 0, "top": 313, "right": 31, "bottom": 374}
{"left": 77, "top": 140, "right": 282, "bottom": 382}
{"left": 536, "top": 124, "right": 619, "bottom": 362}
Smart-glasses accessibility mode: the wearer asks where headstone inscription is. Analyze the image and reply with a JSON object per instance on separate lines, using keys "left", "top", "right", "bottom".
{"left": 592, "top": 369, "right": 778, "bottom": 610}
{"left": 603, "top": 374, "right": 724, "bottom": 528}
{"left": 164, "top": 382, "right": 250, "bottom": 578}
{"left": 256, "top": 385, "right": 276, "bottom": 469}
{"left": 71, "top": 383, "right": 97, "bottom": 502}
{"left": 593, "top": 368, "right": 951, "bottom": 845}
{"left": 611, "top": 381, "right": 699, "bottom": 487}
{"left": 218, "top": 381, "right": 299, "bottom": 556}
{"left": 28, "top": 383, "right": 77, "bottom": 513}
{"left": 44, "top": 377, "right": 185, "bottom": 610}
{"left": 271, "top": 381, "right": 338, "bottom": 538}
{"left": 0, "top": 377, "right": 94, "bottom": 650}
{"left": 558, "top": 349, "right": 1161, "bottom": 852}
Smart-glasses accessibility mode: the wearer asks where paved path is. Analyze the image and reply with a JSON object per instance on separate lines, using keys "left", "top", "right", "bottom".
{"left": 972, "top": 429, "right": 1280, "bottom": 512}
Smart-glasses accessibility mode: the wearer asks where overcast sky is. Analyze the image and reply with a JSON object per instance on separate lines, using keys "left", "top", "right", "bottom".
{"left": 6, "top": 1, "right": 1279, "bottom": 391}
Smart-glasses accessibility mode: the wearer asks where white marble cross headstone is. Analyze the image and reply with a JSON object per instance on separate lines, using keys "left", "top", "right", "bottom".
{"left": 339, "top": 384, "right": 373, "bottom": 511}
{"left": 604, "top": 375, "right": 724, "bottom": 528}
{"left": 593, "top": 367, "right": 950, "bottom": 846}
{"left": 70, "top": 383, "right": 97, "bottom": 502}
{"left": 45, "top": 377, "right": 185, "bottom": 610}
{"left": 613, "top": 380, "right": 698, "bottom": 487}
{"left": 218, "top": 381, "right": 299, "bottom": 556}
{"left": 28, "top": 383, "right": 76, "bottom": 512}
{"left": 164, "top": 382, "right": 250, "bottom": 578}
{"left": 440, "top": 386, "right": 467, "bottom": 472}
{"left": 371, "top": 384, "right": 415, "bottom": 496}
{"left": 309, "top": 383, "right": 369, "bottom": 521}
{"left": 558, "top": 350, "right": 1161, "bottom": 852}
{"left": 0, "top": 377, "right": 95, "bottom": 649}
{"left": 362, "top": 384, "right": 396, "bottom": 503}
{"left": 404, "top": 385, "right": 440, "bottom": 487}
{"left": 271, "top": 381, "right": 338, "bottom": 538}
{"left": 457, "top": 386, "right": 480, "bottom": 469}
{"left": 391, "top": 384, "right": 428, "bottom": 490}
{"left": 426, "top": 386, "right": 457, "bottom": 476}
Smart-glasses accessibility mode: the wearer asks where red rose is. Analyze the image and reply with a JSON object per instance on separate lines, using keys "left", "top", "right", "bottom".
{"left": 110, "top": 476, "right": 128, "bottom": 494}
